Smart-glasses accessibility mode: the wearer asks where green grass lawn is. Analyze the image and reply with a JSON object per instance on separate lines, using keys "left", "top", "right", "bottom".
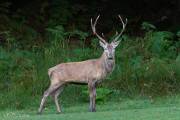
{"left": 1, "top": 96, "right": 180, "bottom": 120}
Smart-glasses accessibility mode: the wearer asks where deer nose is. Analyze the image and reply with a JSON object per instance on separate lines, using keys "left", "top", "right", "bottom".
{"left": 108, "top": 53, "right": 113, "bottom": 59}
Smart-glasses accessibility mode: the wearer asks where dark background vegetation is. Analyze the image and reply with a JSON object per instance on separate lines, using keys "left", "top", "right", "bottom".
{"left": 0, "top": 0, "right": 180, "bottom": 110}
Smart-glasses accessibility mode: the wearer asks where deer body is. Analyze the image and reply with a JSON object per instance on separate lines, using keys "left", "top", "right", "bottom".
{"left": 38, "top": 15, "right": 127, "bottom": 114}
{"left": 48, "top": 52, "right": 114, "bottom": 84}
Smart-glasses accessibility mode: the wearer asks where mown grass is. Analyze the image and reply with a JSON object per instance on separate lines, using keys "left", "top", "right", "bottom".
{"left": 1, "top": 95, "right": 180, "bottom": 120}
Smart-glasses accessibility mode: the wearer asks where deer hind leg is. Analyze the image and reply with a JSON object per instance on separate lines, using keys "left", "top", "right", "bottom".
{"left": 51, "top": 84, "right": 65, "bottom": 113}
{"left": 38, "top": 82, "right": 61, "bottom": 114}
{"left": 88, "top": 81, "right": 96, "bottom": 112}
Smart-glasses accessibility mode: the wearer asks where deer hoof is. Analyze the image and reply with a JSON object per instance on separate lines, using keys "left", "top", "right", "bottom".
{"left": 92, "top": 109, "right": 96, "bottom": 112}
{"left": 56, "top": 111, "right": 62, "bottom": 114}
{"left": 89, "top": 108, "right": 96, "bottom": 112}
{"left": 37, "top": 112, "right": 42, "bottom": 115}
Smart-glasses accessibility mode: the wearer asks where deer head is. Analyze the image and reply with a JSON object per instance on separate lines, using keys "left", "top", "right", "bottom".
{"left": 91, "top": 15, "right": 127, "bottom": 60}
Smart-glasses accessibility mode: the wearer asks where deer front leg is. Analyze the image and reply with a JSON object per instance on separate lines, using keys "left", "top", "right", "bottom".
{"left": 88, "top": 81, "right": 96, "bottom": 112}
{"left": 92, "top": 85, "right": 96, "bottom": 112}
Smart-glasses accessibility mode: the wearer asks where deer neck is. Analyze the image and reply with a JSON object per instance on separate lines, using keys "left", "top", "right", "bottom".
{"left": 99, "top": 52, "right": 115, "bottom": 74}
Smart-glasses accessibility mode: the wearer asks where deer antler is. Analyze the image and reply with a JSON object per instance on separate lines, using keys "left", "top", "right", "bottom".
{"left": 113, "top": 15, "right": 128, "bottom": 42}
{"left": 91, "top": 15, "right": 106, "bottom": 43}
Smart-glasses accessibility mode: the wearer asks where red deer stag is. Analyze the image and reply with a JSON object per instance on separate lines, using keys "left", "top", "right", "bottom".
{"left": 38, "top": 15, "right": 127, "bottom": 114}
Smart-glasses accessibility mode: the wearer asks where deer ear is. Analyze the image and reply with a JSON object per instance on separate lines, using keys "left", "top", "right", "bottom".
{"left": 99, "top": 41, "right": 107, "bottom": 48}
{"left": 111, "top": 40, "right": 120, "bottom": 48}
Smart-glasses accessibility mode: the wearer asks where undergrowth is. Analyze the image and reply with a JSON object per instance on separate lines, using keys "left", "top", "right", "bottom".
{"left": 0, "top": 23, "right": 180, "bottom": 110}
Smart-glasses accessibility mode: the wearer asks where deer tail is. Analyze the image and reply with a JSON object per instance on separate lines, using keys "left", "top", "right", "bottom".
{"left": 48, "top": 68, "right": 54, "bottom": 79}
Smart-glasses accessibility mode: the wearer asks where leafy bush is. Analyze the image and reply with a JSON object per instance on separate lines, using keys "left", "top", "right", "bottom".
{"left": 146, "top": 31, "right": 176, "bottom": 58}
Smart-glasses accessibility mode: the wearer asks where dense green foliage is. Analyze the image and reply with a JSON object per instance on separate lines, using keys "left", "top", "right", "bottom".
{"left": 0, "top": 22, "right": 180, "bottom": 109}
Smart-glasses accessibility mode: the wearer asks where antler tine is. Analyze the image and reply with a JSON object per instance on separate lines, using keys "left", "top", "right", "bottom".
{"left": 113, "top": 15, "right": 128, "bottom": 42}
{"left": 94, "top": 15, "right": 100, "bottom": 27}
{"left": 91, "top": 15, "right": 106, "bottom": 43}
